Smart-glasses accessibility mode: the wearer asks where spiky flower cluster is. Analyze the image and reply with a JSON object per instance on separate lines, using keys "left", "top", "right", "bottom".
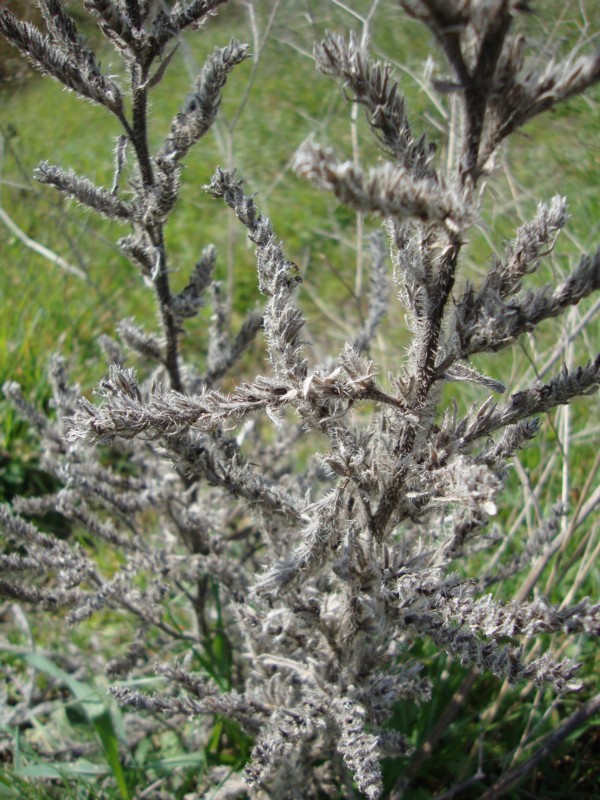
{"left": 1, "top": 2, "right": 599, "bottom": 798}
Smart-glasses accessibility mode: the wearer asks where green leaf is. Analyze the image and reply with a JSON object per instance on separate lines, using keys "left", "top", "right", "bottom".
{"left": 20, "top": 652, "right": 105, "bottom": 719}
{"left": 93, "top": 709, "right": 131, "bottom": 800}
{"left": 206, "top": 718, "right": 223, "bottom": 754}
{"left": 7, "top": 651, "right": 131, "bottom": 800}
{"left": 16, "top": 761, "right": 110, "bottom": 779}
{"left": 147, "top": 753, "right": 206, "bottom": 770}
{"left": 134, "top": 735, "right": 151, "bottom": 767}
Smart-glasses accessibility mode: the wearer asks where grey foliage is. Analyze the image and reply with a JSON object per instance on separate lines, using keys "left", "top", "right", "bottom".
{"left": 1, "top": 2, "right": 600, "bottom": 799}
{"left": 294, "top": 142, "right": 465, "bottom": 230}
{"left": 34, "top": 162, "right": 132, "bottom": 221}
{"left": 171, "top": 244, "right": 216, "bottom": 321}
{"left": 207, "top": 168, "right": 308, "bottom": 380}
{"left": 0, "top": 4, "right": 123, "bottom": 112}
{"left": 162, "top": 39, "right": 249, "bottom": 162}
{"left": 351, "top": 231, "right": 390, "bottom": 353}
{"left": 314, "top": 31, "right": 436, "bottom": 176}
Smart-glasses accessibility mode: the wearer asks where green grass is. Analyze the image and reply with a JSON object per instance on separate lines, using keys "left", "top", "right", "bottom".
{"left": 1, "top": 1, "right": 599, "bottom": 798}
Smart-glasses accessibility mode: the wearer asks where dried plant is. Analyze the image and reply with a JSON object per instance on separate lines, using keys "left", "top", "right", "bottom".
{"left": 1, "top": 2, "right": 599, "bottom": 798}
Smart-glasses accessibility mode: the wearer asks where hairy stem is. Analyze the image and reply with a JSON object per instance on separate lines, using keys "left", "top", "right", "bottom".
{"left": 130, "top": 60, "right": 183, "bottom": 392}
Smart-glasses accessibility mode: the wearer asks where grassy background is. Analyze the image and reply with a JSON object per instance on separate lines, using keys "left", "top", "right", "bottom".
{"left": 1, "top": 1, "right": 599, "bottom": 797}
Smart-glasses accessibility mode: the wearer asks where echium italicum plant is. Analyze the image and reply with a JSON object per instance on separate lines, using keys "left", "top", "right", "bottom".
{"left": 1, "top": 1, "right": 600, "bottom": 797}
